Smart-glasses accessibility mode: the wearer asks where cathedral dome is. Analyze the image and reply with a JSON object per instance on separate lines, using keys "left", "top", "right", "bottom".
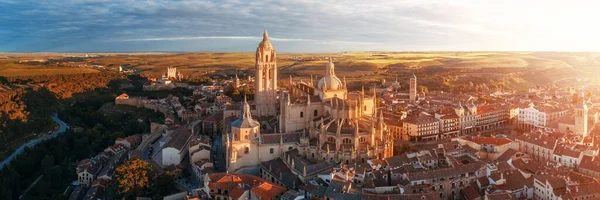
{"left": 318, "top": 76, "right": 343, "bottom": 90}
{"left": 317, "top": 57, "right": 343, "bottom": 91}
{"left": 257, "top": 30, "right": 273, "bottom": 50}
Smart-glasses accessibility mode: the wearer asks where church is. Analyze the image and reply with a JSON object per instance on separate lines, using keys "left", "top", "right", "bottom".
{"left": 225, "top": 31, "right": 394, "bottom": 172}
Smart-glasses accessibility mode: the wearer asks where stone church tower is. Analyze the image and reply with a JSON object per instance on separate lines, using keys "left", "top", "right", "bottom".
{"left": 409, "top": 73, "right": 417, "bottom": 102}
{"left": 574, "top": 100, "right": 588, "bottom": 137}
{"left": 254, "top": 30, "right": 278, "bottom": 116}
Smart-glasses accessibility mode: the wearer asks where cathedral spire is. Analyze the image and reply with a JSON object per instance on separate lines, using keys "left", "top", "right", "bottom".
{"left": 361, "top": 86, "right": 365, "bottom": 96}
{"left": 263, "top": 29, "right": 269, "bottom": 40}
{"left": 326, "top": 56, "right": 335, "bottom": 76}
{"left": 242, "top": 95, "right": 252, "bottom": 120}
{"left": 373, "top": 86, "right": 377, "bottom": 117}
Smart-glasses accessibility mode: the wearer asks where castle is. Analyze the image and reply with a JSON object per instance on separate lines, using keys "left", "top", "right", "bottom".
{"left": 225, "top": 31, "right": 394, "bottom": 172}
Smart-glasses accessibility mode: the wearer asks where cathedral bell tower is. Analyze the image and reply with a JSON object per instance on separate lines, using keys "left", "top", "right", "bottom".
{"left": 255, "top": 30, "right": 278, "bottom": 116}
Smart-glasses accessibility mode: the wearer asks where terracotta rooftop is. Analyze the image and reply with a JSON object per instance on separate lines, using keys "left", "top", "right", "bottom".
{"left": 466, "top": 136, "right": 513, "bottom": 146}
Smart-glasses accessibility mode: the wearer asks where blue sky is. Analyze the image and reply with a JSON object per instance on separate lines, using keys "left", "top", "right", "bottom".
{"left": 1, "top": 0, "right": 599, "bottom": 52}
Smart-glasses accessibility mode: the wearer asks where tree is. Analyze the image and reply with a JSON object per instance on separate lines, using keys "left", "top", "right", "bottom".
{"left": 40, "top": 155, "right": 55, "bottom": 173}
{"left": 115, "top": 159, "right": 151, "bottom": 195}
{"left": 149, "top": 170, "right": 178, "bottom": 199}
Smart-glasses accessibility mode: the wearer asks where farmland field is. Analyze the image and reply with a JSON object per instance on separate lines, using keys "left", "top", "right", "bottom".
{"left": 1, "top": 52, "right": 599, "bottom": 80}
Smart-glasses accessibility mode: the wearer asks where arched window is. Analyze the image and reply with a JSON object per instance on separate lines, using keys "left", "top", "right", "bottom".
{"left": 270, "top": 148, "right": 274, "bottom": 154}
{"left": 244, "top": 135, "right": 249, "bottom": 140}
{"left": 328, "top": 137, "right": 336, "bottom": 143}
{"left": 288, "top": 147, "right": 293, "bottom": 151}
{"left": 343, "top": 138, "right": 352, "bottom": 144}
{"left": 312, "top": 153, "right": 315, "bottom": 158}
{"left": 314, "top": 110, "right": 318, "bottom": 116}
{"left": 245, "top": 147, "right": 249, "bottom": 154}
{"left": 300, "top": 112, "right": 304, "bottom": 118}
{"left": 359, "top": 137, "right": 366, "bottom": 143}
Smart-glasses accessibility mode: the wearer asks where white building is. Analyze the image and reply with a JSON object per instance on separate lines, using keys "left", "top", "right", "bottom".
{"left": 189, "top": 136, "right": 212, "bottom": 164}
{"left": 161, "top": 126, "right": 193, "bottom": 166}
{"left": 518, "top": 103, "right": 568, "bottom": 130}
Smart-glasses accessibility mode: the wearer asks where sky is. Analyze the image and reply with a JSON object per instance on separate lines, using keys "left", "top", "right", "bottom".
{"left": 1, "top": 0, "right": 599, "bottom": 53}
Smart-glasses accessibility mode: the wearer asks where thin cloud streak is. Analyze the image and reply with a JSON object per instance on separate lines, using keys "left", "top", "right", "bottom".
{"left": 118, "top": 36, "right": 379, "bottom": 45}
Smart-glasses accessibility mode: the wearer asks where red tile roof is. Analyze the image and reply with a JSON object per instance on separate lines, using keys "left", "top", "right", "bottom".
{"left": 467, "top": 136, "right": 513, "bottom": 146}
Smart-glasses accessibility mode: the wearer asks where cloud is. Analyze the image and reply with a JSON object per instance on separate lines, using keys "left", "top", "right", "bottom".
{"left": 117, "top": 36, "right": 378, "bottom": 46}
{"left": 1, "top": 0, "right": 599, "bottom": 52}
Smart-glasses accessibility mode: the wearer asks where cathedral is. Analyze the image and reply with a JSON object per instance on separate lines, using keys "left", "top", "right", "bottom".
{"left": 225, "top": 31, "right": 393, "bottom": 172}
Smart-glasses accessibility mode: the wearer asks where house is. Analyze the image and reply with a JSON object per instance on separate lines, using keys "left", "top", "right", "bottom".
{"left": 76, "top": 159, "right": 101, "bottom": 186}
{"left": 189, "top": 136, "right": 212, "bottom": 163}
{"left": 533, "top": 171, "right": 600, "bottom": 200}
{"left": 83, "top": 179, "right": 110, "bottom": 200}
{"left": 192, "top": 159, "right": 214, "bottom": 181}
{"left": 115, "top": 135, "right": 142, "bottom": 149}
{"left": 161, "top": 126, "right": 193, "bottom": 166}
{"left": 202, "top": 173, "right": 287, "bottom": 200}
{"left": 578, "top": 156, "right": 600, "bottom": 178}
{"left": 515, "top": 132, "right": 557, "bottom": 161}
{"left": 552, "top": 144, "right": 583, "bottom": 168}
{"left": 454, "top": 136, "right": 519, "bottom": 161}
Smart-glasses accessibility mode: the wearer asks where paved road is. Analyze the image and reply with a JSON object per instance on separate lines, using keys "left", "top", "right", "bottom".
{"left": 0, "top": 114, "right": 68, "bottom": 169}
{"left": 212, "top": 135, "right": 225, "bottom": 172}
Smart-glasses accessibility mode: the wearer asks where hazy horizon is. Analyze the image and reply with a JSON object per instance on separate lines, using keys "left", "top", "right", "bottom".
{"left": 2, "top": 0, "right": 600, "bottom": 52}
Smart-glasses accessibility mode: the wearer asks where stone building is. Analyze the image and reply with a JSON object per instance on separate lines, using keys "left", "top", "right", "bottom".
{"left": 254, "top": 30, "right": 278, "bottom": 117}
{"left": 224, "top": 31, "right": 393, "bottom": 172}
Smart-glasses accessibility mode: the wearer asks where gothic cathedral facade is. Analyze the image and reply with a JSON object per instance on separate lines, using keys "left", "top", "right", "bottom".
{"left": 226, "top": 31, "right": 393, "bottom": 173}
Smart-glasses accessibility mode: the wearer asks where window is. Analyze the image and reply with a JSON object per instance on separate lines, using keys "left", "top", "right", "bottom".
{"left": 289, "top": 147, "right": 293, "bottom": 151}
{"left": 314, "top": 110, "right": 318, "bottom": 116}
{"left": 300, "top": 112, "right": 304, "bottom": 118}
{"left": 328, "top": 137, "right": 336, "bottom": 143}
{"left": 312, "top": 153, "right": 315, "bottom": 158}
{"left": 245, "top": 147, "right": 249, "bottom": 154}
{"left": 270, "top": 148, "right": 274, "bottom": 154}
{"left": 359, "top": 137, "right": 366, "bottom": 143}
